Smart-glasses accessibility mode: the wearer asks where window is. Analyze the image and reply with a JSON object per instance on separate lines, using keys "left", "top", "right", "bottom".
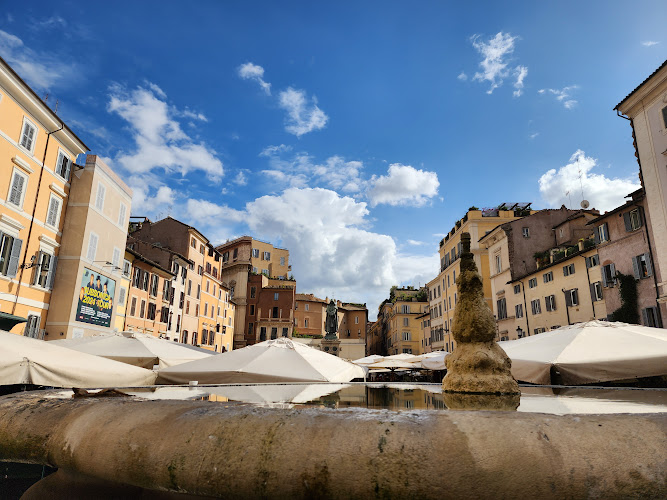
{"left": 150, "top": 274, "right": 159, "bottom": 296}
{"left": 402, "top": 305, "right": 409, "bottom": 313}
{"left": 531, "top": 299, "right": 541, "bottom": 315}
{"left": 204, "top": 303, "right": 208, "bottom": 317}
{"left": 543, "top": 271, "right": 553, "bottom": 283}
{"left": 282, "top": 327, "right": 288, "bottom": 337}
{"left": 515, "top": 303, "right": 524, "bottom": 318}
{"left": 263, "top": 251, "right": 271, "bottom": 260}
{"left": 201, "top": 330, "right": 208, "bottom": 345}
{"left": 403, "top": 317, "right": 409, "bottom": 326}
{"left": 528, "top": 278, "right": 537, "bottom": 289}
{"left": 205, "top": 262, "right": 212, "bottom": 274}
{"left": 130, "top": 297, "right": 137, "bottom": 316}
{"left": 191, "top": 238, "right": 196, "bottom": 248}
{"left": 642, "top": 307, "right": 662, "bottom": 328}
{"left": 496, "top": 298, "right": 507, "bottom": 319}
{"left": 95, "top": 182, "right": 106, "bottom": 211}
{"left": 522, "top": 227, "right": 530, "bottom": 238}
{"left": 514, "top": 284, "right": 521, "bottom": 294}
{"left": 195, "top": 304, "right": 199, "bottom": 316}
{"left": 188, "top": 280, "right": 192, "bottom": 295}
{"left": 453, "top": 270, "right": 456, "bottom": 284}
{"left": 563, "top": 263, "right": 575, "bottom": 277}
{"left": 222, "top": 252, "right": 229, "bottom": 263}
{"left": 534, "top": 328, "right": 546, "bottom": 335}
{"left": 632, "top": 253, "right": 653, "bottom": 279}
{"left": 355, "top": 316, "right": 359, "bottom": 324}
{"left": 564, "top": 289, "right": 579, "bottom": 307}
{"left": 272, "top": 306, "right": 279, "bottom": 318}
{"left": 601, "top": 263, "right": 616, "bottom": 287}
{"left": 86, "top": 232, "right": 98, "bottom": 261}
{"left": 402, "top": 331, "right": 411, "bottom": 341}
{"left": 270, "top": 327, "right": 278, "bottom": 340}
{"left": 304, "top": 318, "right": 309, "bottom": 327}
{"left": 147, "top": 303, "right": 156, "bottom": 321}
{"left": 19, "top": 118, "right": 37, "bottom": 152}
{"left": 494, "top": 254, "right": 502, "bottom": 274}
{"left": 280, "top": 256, "right": 285, "bottom": 266}
{"left": 248, "top": 323, "right": 254, "bottom": 335}
{"left": 252, "top": 267, "right": 258, "bottom": 273}
{"left": 122, "top": 260, "right": 132, "bottom": 277}
{"left": 118, "top": 287, "right": 126, "bottom": 306}
{"left": 274, "top": 292, "right": 279, "bottom": 300}
{"left": 305, "top": 303, "right": 309, "bottom": 311}
{"left": 55, "top": 150, "right": 72, "bottom": 180}
{"left": 596, "top": 223, "right": 609, "bottom": 244}
{"left": 196, "top": 284, "right": 200, "bottom": 299}
{"left": 590, "top": 282, "right": 603, "bottom": 302}
{"left": 249, "top": 304, "right": 255, "bottom": 315}
{"left": 232, "top": 248, "right": 238, "bottom": 259}
{"left": 139, "top": 299, "right": 146, "bottom": 318}
{"left": 585, "top": 254, "right": 600, "bottom": 268}
{"left": 118, "top": 202, "right": 127, "bottom": 227}
{"left": 252, "top": 248, "right": 259, "bottom": 258}
{"left": 43, "top": 194, "right": 62, "bottom": 229}
{"left": 249, "top": 286, "right": 256, "bottom": 299}
{"left": 186, "top": 300, "right": 190, "bottom": 314}
{"left": 112, "top": 247, "right": 121, "bottom": 268}
{"left": 8, "top": 169, "right": 28, "bottom": 208}
{"left": 200, "top": 244, "right": 204, "bottom": 254}
{"left": 32, "top": 251, "right": 57, "bottom": 289}
{"left": 623, "top": 209, "right": 642, "bottom": 232}
{"left": 197, "top": 265, "right": 203, "bottom": 275}
{"left": 663, "top": 105, "right": 667, "bottom": 128}
{"left": 545, "top": 295, "right": 556, "bottom": 312}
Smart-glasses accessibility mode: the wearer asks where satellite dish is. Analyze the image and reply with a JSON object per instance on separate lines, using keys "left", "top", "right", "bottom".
{"left": 580, "top": 200, "right": 590, "bottom": 209}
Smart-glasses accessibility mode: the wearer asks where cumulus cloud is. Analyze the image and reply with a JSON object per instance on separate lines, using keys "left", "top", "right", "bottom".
{"left": 129, "top": 178, "right": 176, "bottom": 216}
{"left": 367, "top": 164, "right": 439, "bottom": 207}
{"left": 407, "top": 240, "right": 425, "bottom": 246}
{"left": 530, "top": 132, "right": 539, "bottom": 139}
{"left": 471, "top": 32, "right": 526, "bottom": 94}
{"left": 457, "top": 72, "right": 468, "bottom": 81}
{"left": 278, "top": 87, "right": 329, "bottom": 136}
{"left": 0, "top": 29, "right": 78, "bottom": 90}
{"left": 513, "top": 65, "right": 528, "bottom": 97}
{"left": 237, "top": 62, "right": 271, "bottom": 95}
{"left": 641, "top": 41, "right": 659, "bottom": 47}
{"left": 233, "top": 170, "right": 248, "bottom": 186}
{"left": 180, "top": 108, "right": 208, "bottom": 122}
{"left": 242, "top": 187, "right": 438, "bottom": 312}
{"left": 108, "top": 83, "right": 223, "bottom": 180}
{"left": 538, "top": 150, "right": 640, "bottom": 212}
{"left": 538, "top": 86, "right": 578, "bottom": 109}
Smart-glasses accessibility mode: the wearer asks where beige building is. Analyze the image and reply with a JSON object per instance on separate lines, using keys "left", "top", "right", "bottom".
{"left": 614, "top": 61, "right": 667, "bottom": 311}
{"left": 433, "top": 204, "right": 533, "bottom": 351}
{"left": 0, "top": 56, "right": 88, "bottom": 337}
{"left": 216, "top": 236, "right": 291, "bottom": 349}
{"left": 45, "top": 156, "right": 131, "bottom": 339}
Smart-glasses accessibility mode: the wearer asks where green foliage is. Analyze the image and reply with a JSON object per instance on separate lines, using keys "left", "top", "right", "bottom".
{"left": 468, "top": 206, "right": 479, "bottom": 211}
{"left": 415, "top": 289, "right": 428, "bottom": 302}
{"left": 609, "top": 272, "right": 639, "bottom": 324}
{"left": 583, "top": 238, "right": 595, "bottom": 249}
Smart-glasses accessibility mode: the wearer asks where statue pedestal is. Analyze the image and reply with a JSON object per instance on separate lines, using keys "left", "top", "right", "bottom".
{"left": 320, "top": 337, "right": 341, "bottom": 357}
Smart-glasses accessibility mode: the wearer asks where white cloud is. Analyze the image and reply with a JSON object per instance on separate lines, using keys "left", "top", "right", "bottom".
{"left": 407, "top": 240, "right": 425, "bottom": 246}
{"left": 233, "top": 170, "right": 248, "bottom": 186}
{"left": 457, "top": 72, "right": 468, "bottom": 81}
{"left": 237, "top": 62, "right": 271, "bottom": 95}
{"left": 641, "top": 41, "right": 659, "bottom": 47}
{"left": 530, "top": 132, "right": 539, "bottom": 139}
{"left": 242, "top": 187, "right": 438, "bottom": 313}
{"left": 513, "top": 65, "right": 528, "bottom": 97}
{"left": 129, "top": 179, "right": 176, "bottom": 217}
{"left": 538, "top": 86, "right": 578, "bottom": 109}
{"left": 278, "top": 87, "right": 329, "bottom": 136}
{"left": 471, "top": 32, "right": 523, "bottom": 94}
{"left": 0, "top": 29, "right": 77, "bottom": 90}
{"left": 186, "top": 199, "right": 245, "bottom": 223}
{"left": 538, "top": 150, "right": 640, "bottom": 212}
{"left": 367, "top": 164, "right": 439, "bottom": 207}
{"left": 32, "top": 15, "right": 67, "bottom": 30}
{"left": 180, "top": 108, "right": 207, "bottom": 122}
{"left": 108, "top": 83, "right": 223, "bottom": 181}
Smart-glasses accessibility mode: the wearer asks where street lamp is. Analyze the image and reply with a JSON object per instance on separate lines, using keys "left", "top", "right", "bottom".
{"left": 516, "top": 326, "right": 523, "bottom": 339}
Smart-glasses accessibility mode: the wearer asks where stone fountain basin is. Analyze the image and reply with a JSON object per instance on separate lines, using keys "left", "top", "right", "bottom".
{"left": 0, "top": 385, "right": 665, "bottom": 499}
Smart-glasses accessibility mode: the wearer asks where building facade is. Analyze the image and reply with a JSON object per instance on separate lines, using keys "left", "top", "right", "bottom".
{"left": 588, "top": 189, "right": 664, "bottom": 327}
{"left": 0, "top": 56, "right": 88, "bottom": 337}
{"left": 615, "top": 62, "right": 667, "bottom": 312}
{"left": 246, "top": 273, "right": 295, "bottom": 342}
{"left": 45, "top": 156, "right": 131, "bottom": 339}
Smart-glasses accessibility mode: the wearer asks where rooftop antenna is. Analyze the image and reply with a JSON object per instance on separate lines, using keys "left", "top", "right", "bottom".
{"left": 43, "top": 93, "right": 49, "bottom": 102}
{"left": 577, "top": 166, "right": 589, "bottom": 209}
{"left": 54, "top": 99, "right": 59, "bottom": 114}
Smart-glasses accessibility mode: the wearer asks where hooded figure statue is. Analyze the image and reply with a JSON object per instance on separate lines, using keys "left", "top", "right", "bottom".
{"left": 324, "top": 300, "right": 338, "bottom": 340}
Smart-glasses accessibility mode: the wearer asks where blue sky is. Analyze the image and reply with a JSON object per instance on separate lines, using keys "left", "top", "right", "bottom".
{"left": 1, "top": 1, "right": 665, "bottom": 315}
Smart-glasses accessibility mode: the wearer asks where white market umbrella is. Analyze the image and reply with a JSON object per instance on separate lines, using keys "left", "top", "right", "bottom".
{"left": 367, "top": 358, "right": 416, "bottom": 370}
{"left": 499, "top": 320, "right": 667, "bottom": 385}
{"left": 352, "top": 354, "right": 385, "bottom": 366}
{"left": 0, "top": 330, "right": 156, "bottom": 388}
{"left": 157, "top": 338, "right": 367, "bottom": 384}
{"left": 50, "top": 332, "right": 214, "bottom": 369}
{"left": 415, "top": 351, "right": 449, "bottom": 370}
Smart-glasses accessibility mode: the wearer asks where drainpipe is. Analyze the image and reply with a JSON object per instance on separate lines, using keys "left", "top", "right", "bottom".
{"left": 12, "top": 124, "right": 64, "bottom": 315}
{"left": 520, "top": 279, "right": 529, "bottom": 336}
{"left": 583, "top": 254, "right": 596, "bottom": 318}
{"left": 561, "top": 288, "right": 571, "bottom": 325}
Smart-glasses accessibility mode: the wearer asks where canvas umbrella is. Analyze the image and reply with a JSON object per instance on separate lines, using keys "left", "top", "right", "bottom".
{"left": 51, "top": 332, "right": 214, "bottom": 369}
{"left": 157, "top": 338, "right": 367, "bottom": 384}
{"left": 352, "top": 354, "right": 385, "bottom": 366}
{"left": 0, "top": 330, "right": 156, "bottom": 388}
{"left": 499, "top": 320, "right": 667, "bottom": 385}
{"left": 413, "top": 351, "right": 449, "bottom": 370}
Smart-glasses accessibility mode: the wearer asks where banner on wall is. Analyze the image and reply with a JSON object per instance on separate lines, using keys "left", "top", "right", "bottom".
{"left": 75, "top": 267, "right": 116, "bottom": 328}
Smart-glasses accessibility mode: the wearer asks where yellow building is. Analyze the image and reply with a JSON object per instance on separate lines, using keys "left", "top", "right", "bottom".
{"left": 114, "top": 252, "right": 133, "bottom": 332}
{"left": 434, "top": 205, "right": 533, "bottom": 351}
{"left": 0, "top": 56, "right": 88, "bottom": 336}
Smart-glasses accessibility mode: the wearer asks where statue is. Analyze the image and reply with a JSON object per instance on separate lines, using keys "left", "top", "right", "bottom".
{"left": 442, "top": 232, "right": 520, "bottom": 409}
{"left": 324, "top": 300, "right": 338, "bottom": 340}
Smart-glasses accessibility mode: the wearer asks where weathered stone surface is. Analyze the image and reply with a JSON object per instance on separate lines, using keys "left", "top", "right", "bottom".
{"left": 0, "top": 391, "right": 665, "bottom": 499}
{"left": 444, "top": 232, "right": 520, "bottom": 394}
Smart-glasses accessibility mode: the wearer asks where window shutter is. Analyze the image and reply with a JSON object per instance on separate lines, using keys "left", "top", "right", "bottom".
{"left": 7, "top": 237, "right": 23, "bottom": 278}
{"left": 609, "top": 263, "right": 616, "bottom": 284}
{"left": 589, "top": 283, "right": 597, "bottom": 302}
{"left": 21, "top": 124, "right": 35, "bottom": 150}
{"left": 641, "top": 308, "right": 649, "bottom": 326}
{"left": 638, "top": 206, "right": 645, "bottom": 228}
{"left": 623, "top": 212, "right": 632, "bottom": 232}
{"left": 87, "top": 233, "right": 98, "bottom": 261}
{"left": 603, "top": 223, "right": 609, "bottom": 241}
{"left": 631, "top": 256, "right": 640, "bottom": 279}
{"left": 32, "top": 251, "right": 44, "bottom": 285}
{"left": 64, "top": 157, "right": 72, "bottom": 180}
{"left": 594, "top": 227, "right": 600, "bottom": 245}
{"left": 46, "top": 197, "right": 59, "bottom": 227}
{"left": 9, "top": 173, "right": 25, "bottom": 205}
{"left": 645, "top": 253, "right": 653, "bottom": 277}
{"left": 46, "top": 255, "right": 58, "bottom": 289}
{"left": 118, "top": 203, "right": 127, "bottom": 226}
{"left": 565, "top": 291, "right": 572, "bottom": 307}
{"left": 118, "top": 287, "right": 126, "bottom": 305}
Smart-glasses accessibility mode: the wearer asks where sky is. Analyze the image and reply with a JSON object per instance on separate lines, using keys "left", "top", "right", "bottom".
{"left": 1, "top": 1, "right": 665, "bottom": 317}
